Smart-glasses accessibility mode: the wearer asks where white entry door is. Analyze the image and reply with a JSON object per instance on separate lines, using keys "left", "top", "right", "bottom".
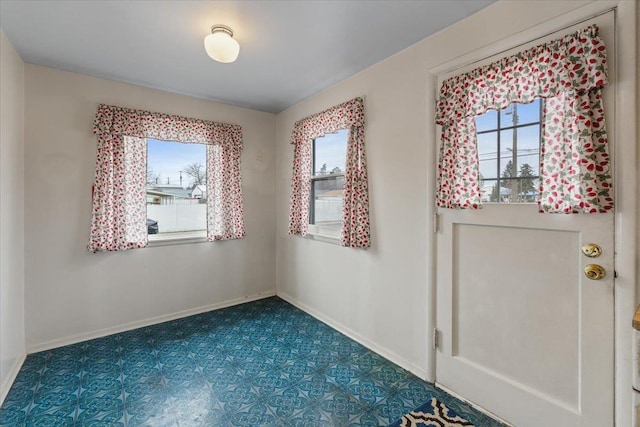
{"left": 435, "top": 13, "right": 615, "bottom": 427}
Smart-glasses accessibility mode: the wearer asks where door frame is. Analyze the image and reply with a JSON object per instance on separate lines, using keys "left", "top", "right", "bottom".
{"left": 425, "top": 1, "right": 637, "bottom": 425}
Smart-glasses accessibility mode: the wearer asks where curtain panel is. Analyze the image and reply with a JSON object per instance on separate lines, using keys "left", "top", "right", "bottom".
{"left": 206, "top": 143, "right": 245, "bottom": 241}
{"left": 435, "top": 25, "right": 613, "bottom": 213}
{"left": 88, "top": 104, "right": 245, "bottom": 252}
{"left": 288, "top": 97, "right": 370, "bottom": 248}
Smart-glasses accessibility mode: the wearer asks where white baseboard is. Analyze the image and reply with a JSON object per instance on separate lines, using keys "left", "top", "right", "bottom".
{"left": 27, "top": 290, "right": 276, "bottom": 354}
{"left": 277, "top": 291, "right": 428, "bottom": 380}
{"left": 0, "top": 351, "right": 26, "bottom": 407}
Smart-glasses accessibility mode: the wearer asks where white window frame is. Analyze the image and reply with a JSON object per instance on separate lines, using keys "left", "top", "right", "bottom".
{"left": 306, "top": 132, "right": 347, "bottom": 244}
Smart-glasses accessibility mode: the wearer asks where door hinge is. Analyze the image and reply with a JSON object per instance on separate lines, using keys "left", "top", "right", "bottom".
{"left": 433, "top": 328, "right": 440, "bottom": 350}
{"left": 433, "top": 212, "right": 440, "bottom": 233}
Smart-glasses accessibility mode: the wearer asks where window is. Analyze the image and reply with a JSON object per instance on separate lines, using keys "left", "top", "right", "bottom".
{"left": 309, "top": 129, "right": 348, "bottom": 237}
{"left": 146, "top": 139, "right": 207, "bottom": 241}
{"left": 476, "top": 99, "right": 542, "bottom": 203}
{"left": 89, "top": 104, "right": 245, "bottom": 252}
{"left": 288, "top": 97, "right": 369, "bottom": 247}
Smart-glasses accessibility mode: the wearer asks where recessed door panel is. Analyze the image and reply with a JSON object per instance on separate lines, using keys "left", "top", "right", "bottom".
{"left": 453, "top": 224, "right": 579, "bottom": 409}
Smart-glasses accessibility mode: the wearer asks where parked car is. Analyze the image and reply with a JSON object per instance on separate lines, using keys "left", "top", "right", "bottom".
{"left": 147, "top": 219, "right": 159, "bottom": 234}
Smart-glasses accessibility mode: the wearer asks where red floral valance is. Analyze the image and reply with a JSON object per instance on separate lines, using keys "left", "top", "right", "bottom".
{"left": 93, "top": 104, "right": 242, "bottom": 146}
{"left": 291, "top": 97, "right": 365, "bottom": 146}
{"left": 436, "top": 25, "right": 607, "bottom": 125}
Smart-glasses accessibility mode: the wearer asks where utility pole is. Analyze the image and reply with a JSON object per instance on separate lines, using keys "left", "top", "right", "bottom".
{"left": 179, "top": 171, "right": 183, "bottom": 187}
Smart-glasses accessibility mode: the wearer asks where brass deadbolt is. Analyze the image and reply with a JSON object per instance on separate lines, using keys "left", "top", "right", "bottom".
{"left": 581, "top": 243, "right": 602, "bottom": 258}
{"left": 584, "top": 264, "right": 606, "bottom": 280}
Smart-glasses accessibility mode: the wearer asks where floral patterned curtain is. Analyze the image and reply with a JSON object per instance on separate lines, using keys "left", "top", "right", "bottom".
{"left": 123, "top": 137, "right": 148, "bottom": 246}
{"left": 288, "top": 97, "right": 370, "bottom": 248}
{"left": 206, "top": 144, "right": 245, "bottom": 240}
{"left": 89, "top": 104, "right": 244, "bottom": 252}
{"left": 435, "top": 25, "right": 613, "bottom": 213}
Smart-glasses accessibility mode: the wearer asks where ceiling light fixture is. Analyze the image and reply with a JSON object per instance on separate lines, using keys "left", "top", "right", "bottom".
{"left": 204, "top": 25, "right": 240, "bottom": 63}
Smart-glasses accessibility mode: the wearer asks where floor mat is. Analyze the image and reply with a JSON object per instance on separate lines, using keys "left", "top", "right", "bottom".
{"left": 388, "top": 397, "right": 473, "bottom": 426}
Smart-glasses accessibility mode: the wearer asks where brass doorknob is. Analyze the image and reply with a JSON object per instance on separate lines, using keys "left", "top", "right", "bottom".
{"left": 584, "top": 264, "right": 606, "bottom": 280}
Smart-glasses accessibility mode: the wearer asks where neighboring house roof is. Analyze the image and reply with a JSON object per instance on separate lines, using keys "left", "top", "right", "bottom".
{"left": 151, "top": 184, "right": 183, "bottom": 190}
{"left": 192, "top": 185, "right": 206, "bottom": 193}
{"left": 146, "top": 189, "right": 176, "bottom": 198}
{"left": 147, "top": 185, "right": 190, "bottom": 198}
{"left": 161, "top": 188, "right": 191, "bottom": 198}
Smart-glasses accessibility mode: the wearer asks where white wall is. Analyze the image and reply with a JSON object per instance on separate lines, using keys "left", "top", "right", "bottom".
{"left": 23, "top": 65, "right": 276, "bottom": 350}
{"left": 276, "top": 37, "right": 431, "bottom": 375}
{"left": 275, "top": 0, "right": 630, "bottom": 382}
{"left": 0, "top": 30, "right": 26, "bottom": 401}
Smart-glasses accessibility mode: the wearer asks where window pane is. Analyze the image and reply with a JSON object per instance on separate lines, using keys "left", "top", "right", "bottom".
{"left": 481, "top": 179, "right": 498, "bottom": 203}
{"left": 497, "top": 178, "right": 517, "bottom": 203}
{"left": 515, "top": 99, "right": 541, "bottom": 125}
{"left": 500, "top": 104, "right": 516, "bottom": 128}
{"left": 499, "top": 130, "right": 516, "bottom": 179}
{"left": 485, "top": 179, "right": 515, "bottom": 203}
{"left": 475, "top": 100, "right": 541, "bottom": 204}
{"left": 517, "top": 177, "right": 539, "bottom": 203}
{"left": 516, "top": 125, "right": 540, "bottom": 176}
{"left": 147, "top": 139, "right": 207, "bottom": 235}
{"left": 312, "top": 176, "right": 344, "bottom": 228}
{"left": 477, "top": 131, "right": 498, "bottom": 180}
{"left": 313, "top": 129, "right": 348, "bottom": 176}
{"left": 476, "top": 109, "right": 497, "bottom": 132}
{"left": 496, "top": 178, "right": 539, "bottom": 203}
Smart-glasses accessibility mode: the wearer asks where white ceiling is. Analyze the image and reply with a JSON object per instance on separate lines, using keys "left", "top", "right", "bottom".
{"left": 0, "top": 0, "right": 495, "bottom": 113}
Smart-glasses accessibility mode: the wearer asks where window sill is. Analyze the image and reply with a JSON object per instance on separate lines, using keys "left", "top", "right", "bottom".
{"left": 148, "top": 231, "right": 208, "bottom": 247}
{"left": 305, "top": 229, "right": 341, "bottom": 246}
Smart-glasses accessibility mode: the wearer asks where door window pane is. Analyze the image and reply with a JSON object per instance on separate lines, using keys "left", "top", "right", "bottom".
{"left": 516, "top": 126, "right": 540, "bottom": 175}
{"left": 476, "top": 109, "right": 498, "bottom": 132}
{"left": 477, "top": 131, "right": 498, "bottom": 180}
{"left": 500, "top": 104, "right": 516, "bottom": 128}
{"left": 499, "top": 130, "right": 515, "bottom": 179}
{"left": 514, "top": 99, "right": 541, "bottom": 126}
{"left": 474, "top": 100, "right": 542, "bottom": 204}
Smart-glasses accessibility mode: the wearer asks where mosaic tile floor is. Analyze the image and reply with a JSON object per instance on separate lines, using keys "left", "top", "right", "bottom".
{"left": 0, "top": 297, "right": 503, "bottom": 426}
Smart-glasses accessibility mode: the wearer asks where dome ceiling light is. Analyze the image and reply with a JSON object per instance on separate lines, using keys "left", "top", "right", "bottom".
{"left": 204, "top": 24, "right": 240, "bottom": 63}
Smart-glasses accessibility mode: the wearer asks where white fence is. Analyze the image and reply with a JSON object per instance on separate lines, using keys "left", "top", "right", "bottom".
{"left": 147, "top": 204, "right": 207, "bottom": 233}
{"left": 147, "top": 199, "right": 342, "bottom": 233}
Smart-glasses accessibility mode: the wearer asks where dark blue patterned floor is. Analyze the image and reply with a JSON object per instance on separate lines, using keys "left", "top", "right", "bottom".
{"left": 0, "top": 297, "right": 502, "bottom": 426}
